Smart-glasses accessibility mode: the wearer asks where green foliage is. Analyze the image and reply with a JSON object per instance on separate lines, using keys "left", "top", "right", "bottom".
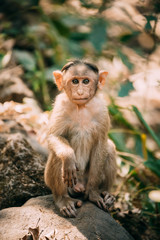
{"left": 118, "top": 80, "right": 135, "bottom": 97}
{"left": 14, "top": 50, "right": 36, "bottom": 71}
{"left": 0, "top": 53, "right": 4, "bottom": 69}
{"left": 109, "top": 99, "right": 160, "bottom": 231}
{"left": 80, "top": 0, "right": 99, "bottom": 9}
{"left": 132, "top": 106, "right": 160, "bottom": 147}
{"left": 144, "top": 160, "right": 160, "bottom": 177}
{"left": 89, "top": 18, "right": 107, "bottom": 52}
{"left": 108, "top": 101, "right": 135, "bottom": 130}
{"left": 117, "top": 49, "right": 134, "bottom": 71}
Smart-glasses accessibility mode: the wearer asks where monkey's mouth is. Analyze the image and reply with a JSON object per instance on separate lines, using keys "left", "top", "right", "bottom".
{"left": 73, "top": 98, "right": 88, "bottom": 101}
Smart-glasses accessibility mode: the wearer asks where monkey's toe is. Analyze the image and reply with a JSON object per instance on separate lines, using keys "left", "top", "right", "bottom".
{"left": 102, "top": 191, "right": 115, "bottom": 208}
{"left": 76, "top": 200, "right": 83, "bottom": 207}
{"left": 60, "top": 203, "right": 77, "bottom": 218}
{"left": 60, "top": 206, "right": 76, "bottom": 218}
{"left": 96, "top": 197, "right": 107, "bottom": 210}
{"left": 60, "top": 199, "right": 82, "bottom": 218}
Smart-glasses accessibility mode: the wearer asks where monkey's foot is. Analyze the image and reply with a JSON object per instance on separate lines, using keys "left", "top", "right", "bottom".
{"left": 88, "top": 191, "right": 115, "bottom": 211}
{"left": 57, "top": 197, "right": 82, "bottom": 218}
{"left": 73, "top": 182, "right": 85, "bottom": 193}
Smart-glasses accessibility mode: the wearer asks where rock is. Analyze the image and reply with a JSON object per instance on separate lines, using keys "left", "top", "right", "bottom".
{"left": 0, "top": 119, "right": 50, "bottom": 209}
{"left": 0, "top": 195, "right": 134, "bottom": 240}
{"left": 0, "top": 66, "right": 33, "bottom": 103}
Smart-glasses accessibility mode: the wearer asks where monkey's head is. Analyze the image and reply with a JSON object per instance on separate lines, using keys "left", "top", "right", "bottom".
{"left": 53, "top": 60, "right": 108, "bottom": 106}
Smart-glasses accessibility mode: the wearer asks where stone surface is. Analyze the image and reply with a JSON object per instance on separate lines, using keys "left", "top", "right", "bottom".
{"left": 0, "top": 119, "right": 50, "bottom": 209}
{"left": 0, "top": 195, "right": 134, "bottom": 240}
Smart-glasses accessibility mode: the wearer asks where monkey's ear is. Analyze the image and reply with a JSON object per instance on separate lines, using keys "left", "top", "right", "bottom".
{"left": 98, "top": 71, "right": 108, "bottom": 89}
{"left": 53, "top": 70, "right": 63, "bottom": 91}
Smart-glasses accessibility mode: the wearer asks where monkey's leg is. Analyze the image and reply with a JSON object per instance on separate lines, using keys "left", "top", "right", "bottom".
{"left": 86, "top": 139, "right": 116, "bottom": 211}
{"left": 44, "top": 153, "right": 82, "bottom": 217}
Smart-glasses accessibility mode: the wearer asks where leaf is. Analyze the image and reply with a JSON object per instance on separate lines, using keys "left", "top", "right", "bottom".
{"left": 89, "top": 18, "right": 107, "bottom": 52}
{"left": 118, "top": 80, "right": 134, "bottom": 97}
{"left": 68, "top": 40, "right": 84, "bottom": 57}
{"left": 109, "top": 132, "right": 130, "bottom": 153}
{"left": 144, "top": 160, "right": 160, "bottom": 177}
{"left": 21, "top": 226, "right": 40, "bottom": 240}
{"left": 45, "top": 229, "right": 57, "bottom": 240}
{"left": 80, "top": 0, "right": 98, "bottom": 9}
{"left": 117, "top": 49, "right": 134, "bottom": 71}
{"left": 45, "top": 66, "right": 60, "bottom": 82}
{"left": 144, "top": 15, "right": 157, "bottom": 21}
{"left": 2, "top": 50, "right": 12, "bottom": 67}
{"left": 108, "top": 102, "right": 135, "bottom": 130}
{"left": 132, "top": 106, "right": 160, "bottom": 147}
{"left": 29, "top": 226, "right": 39, "bottom": 240}
{"left": 145, "top": 21, "right": 152, "bottom": 31}
{"left": 14, "top": 50, "right": 36, "bottom": 71}
{"left": 21, "top": 234, "right": 33, "bottom": 240}
{"left": 61, "top": 15, "right": 86, "bottom": 28}
{"left": 0, "top": 53, "right": 4, "bottom": 69}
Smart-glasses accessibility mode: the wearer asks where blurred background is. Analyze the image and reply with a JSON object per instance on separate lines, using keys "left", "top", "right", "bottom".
{"left": 0, "top": 0, "right": 160, "bottom": 239}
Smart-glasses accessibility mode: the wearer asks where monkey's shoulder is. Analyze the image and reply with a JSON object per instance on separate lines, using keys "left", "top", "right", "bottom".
{"left": 52, "top": 92, "right": 68, "bottom": 109}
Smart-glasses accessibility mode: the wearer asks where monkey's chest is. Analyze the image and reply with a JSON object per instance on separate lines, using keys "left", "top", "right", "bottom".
{"left": 69, "top": 120, "right": 98, "bottom": 172}
{"left": 67, "top": 108, "right": 100, "bottom": 170}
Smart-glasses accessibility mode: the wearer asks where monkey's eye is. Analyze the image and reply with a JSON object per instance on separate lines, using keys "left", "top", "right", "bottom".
{"left": 72, "top": 79, "right": 79, "bottom": 84}
{"left": 82, "top": 79, "right": 90, "bottom": 84}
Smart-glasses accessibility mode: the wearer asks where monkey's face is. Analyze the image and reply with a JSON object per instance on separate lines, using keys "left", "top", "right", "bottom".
{"left": 63, "top": 64, "right": 98, "bottom": 105}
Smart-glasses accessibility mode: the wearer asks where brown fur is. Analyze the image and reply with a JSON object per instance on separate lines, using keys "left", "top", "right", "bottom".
{"left": 44, "top": 60, "right": 116, "bottom": 217}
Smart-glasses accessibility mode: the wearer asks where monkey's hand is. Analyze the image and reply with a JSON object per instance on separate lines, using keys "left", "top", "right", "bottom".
{"left": 63, "top": 157, "right": 78, "bottom": 188}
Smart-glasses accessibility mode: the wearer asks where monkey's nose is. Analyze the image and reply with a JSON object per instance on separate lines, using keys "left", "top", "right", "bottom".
{"left": 77, "top": 89, "right": 84, "bottom": 95}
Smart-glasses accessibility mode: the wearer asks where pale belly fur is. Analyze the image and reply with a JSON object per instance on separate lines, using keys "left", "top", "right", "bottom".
{"left": 69, "top": 124, "right": 96, "bottom": 173}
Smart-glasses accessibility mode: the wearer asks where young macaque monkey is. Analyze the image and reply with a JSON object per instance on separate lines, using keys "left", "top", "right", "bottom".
{"left": 44, "top": 60, "right": 116, "bottom": 217}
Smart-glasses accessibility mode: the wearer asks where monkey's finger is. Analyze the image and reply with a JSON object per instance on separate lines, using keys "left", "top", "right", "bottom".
{"left": 67, "top": 177, "right": 72, "bottom": 188}
{"left": 72, "top": 170, "right": 77, "bottom": 185}
{"left": 64, "top": 178, "right": 70, "bottom": 188}
{"left": 63, "top": 170, "right": 68, "bottom": 182}
{"left": 64, "top": 174, "right": 71, "bottom": 188}
{"left": 69, "top": 179, "right": 73, "bottom": 188}
{"left": 68, "top": 171, "right": 74, "bottom": 188}
{"left": 75, "top": 200, "right": 83, "bottom": 208}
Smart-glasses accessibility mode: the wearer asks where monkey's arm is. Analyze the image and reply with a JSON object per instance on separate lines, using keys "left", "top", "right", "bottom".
{"left": 48, "top": 134, "right": 74, "bottom": 159}
{"left": 47, "top": 116, "right": 78, "bottom": 188}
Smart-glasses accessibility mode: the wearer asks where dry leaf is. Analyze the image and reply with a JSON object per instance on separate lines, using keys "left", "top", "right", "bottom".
{"left": 29, "top": 226, "right": 40, "bottom": 240}
{"left": 20, "top": 233, "right": 33, "bottom": 240}
{"left": 45, "top": 229, "right": 57, "bottom": 240}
